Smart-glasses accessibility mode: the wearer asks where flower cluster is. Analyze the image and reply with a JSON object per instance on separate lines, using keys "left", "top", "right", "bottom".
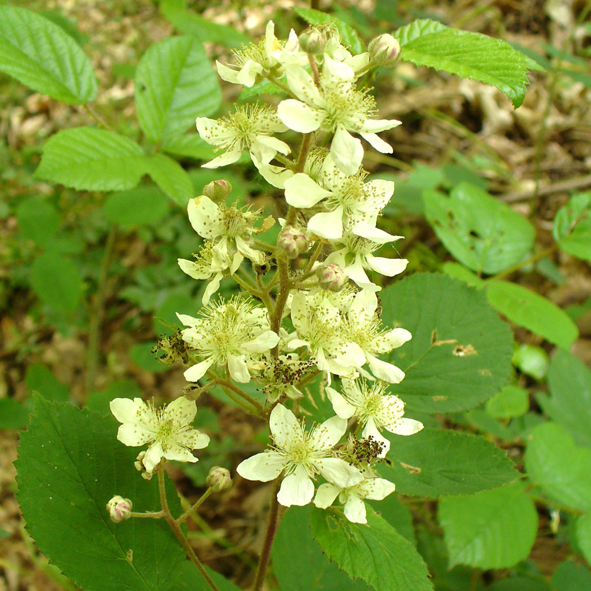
{"left": 110, "top": 23, "right": 419, "bottom": 526}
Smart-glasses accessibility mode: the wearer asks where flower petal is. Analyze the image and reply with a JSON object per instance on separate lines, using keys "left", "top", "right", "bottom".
{"left": 164, "top": 396, "right": 197, "bottom": 425}
{"left": 285, "top": 66, "right": 322, "bottom": 104}
{"left": 163, "top": 444, "right": 198, "bottom": 464}
{"left": 331, "top": 126, "right": 363, "bottom": 176}
{"left": 202, "top": 146, "right": 242, "bottom": 169}
{"left": 315, "top": 457, "right": 363, "bottom": 488}
{"left": 117, "top": 423, "right": 154, "bottom": 447}
{"left": 359, "top": 119, "right": 402, "bottom": 134}
{"left": 366, "top": 254, "right": 408, "bottom": 277}
{"left": 184, "top": 358, "right": 215, "bottom": 382}
{"left": 351, "top": 222, "right": 401, "bottom": 243}
{"left": 237, "top": 451, "right": 286, "bottom": 482}
{"left": 110, "top": 397, "right": 142, "bottom": 424}
{"left": 277, "top": 99, "right": 324, "bottom": 133}
{"left": 143, "top": 441, "right": 164, "bottom": 473}
{"left": 374, "top": 328, "right": 412, "bottom": 352}
{"left": 361, "top": 478, "right": 396, "bottom": 501}
{"left": 242, "top": 330, "right": 280, "bottom": 354}
{"left": 307, "top": 207, "right": 344, "bottom": 240}
{"left": 269, "top": 404, "right": 301, "bottom": 450}
{"left": 236, "top": 60, "right": 263, "bottom": 87}
{"left": 252, "top": 158, "right": 294, "bottom": 189}
{"left": 284, "top": 173, "right": 332, "bottom": 208}
{"left": 228, "top": 354, "right": 251, "bottom": 383}
{"left": 362, "top": 418, "right": 390, "bottom": 456}
{"left": 387, "top": 418, "right": 424, "bottom": 436}
{"left": 309, "top": 415, "right": 347, "bottom": 450}
{"left": 277, "top": 468, "right": 315, "bottom": 506}
{"left": 202, "top": 272, "right": 222, "bottom": 306}
{"left": 326, "top": 386, "right": 355, "bottom": 419}
{"left": 175, "top": 429, "right": 211, "bottom": 450}
{"left": 216, "top": 61, "right": 240, "bottom": 85}
{"left": 343, "top": 495, "right": 367, "bottom": 524}
{"left": 367, "top": 354, "right": 406, "bottom": 384}
{"left": 313, "top": 483, "right": 342, "bottom": 509}
{"left": 188, "top": 196, "right": 221, "bottom": 240}
{"left": 324, "top": 55, "right": 355, "bottom": 81}
{"left": 360, "top": 132, "right": 393, "bottom": 154}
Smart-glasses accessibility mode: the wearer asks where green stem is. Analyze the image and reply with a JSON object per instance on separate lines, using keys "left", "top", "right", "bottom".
{"left": 253, "top": 481, "right": 282, "bottom": 591}
{"left": 84, "top": 104, "right": 116, "bottom": 133}
{"left": 86, "top": 224, "right": 116, "bottom": 396}
{"left": 177, "top": 488, "right": 213, "bottom": 525}
{"left": 158, "top": 471, "right": 221, "bottom": 591}
{"left": 130, "top": 511, "right": 164, "bottom": 519}
{"left": 487, "top": 245, "right": 558, "bottom": 282}
{"left": 268, "top": 76, "right": 296, "bottom": 98}
{"left": 213, "top": 373, "right": 267, "bottom": 417}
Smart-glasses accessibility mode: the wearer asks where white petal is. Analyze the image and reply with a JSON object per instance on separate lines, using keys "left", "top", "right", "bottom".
{"left": 324, "top": 55, "right": 355, "bottom": 81}
{"left": 188, "top": 196, "right": 221, "bottom": 240}
{"left": 163, "top": 444, "right": 198, "bottom": 464}
{"left": 110, "top": 397, "right": 142, "bottom": 424}
{"left": 367, "top": 354, "right": 406, "bottom": 384}
{"left": 202, "top": 272, "right": 222, "bottom": 306}
{"left": 195, "top": 117, "right": 228, "bottom": 145}
{"left": 237, "top": 451, "right": 286, "bottom": 482}
{"left": 228, "top": 354, "right": 251, "bottom": 383}
{"left": 277, "top": 468, "right": 315, "bottom": 506}
{"left": 366, "top": 255, "right": 408, "bottom": 277}
{"left": 202, "top": 146, "right": 242, "bottom": 169}
{"left": 255, "top": 134, "right": 291, "bottom": 156}
{"left": 242, "top": 330, "right": 280, "bottom": 354}
{"left": 253, "top": 159, "right": 294, "bottom": 189}
{"left": 316, "top": 457, "right": 363, "bottom": 488}
{"left": 360, "top": 132, "right": 393, "bottom": 154}
{"left": 285, "top": 66, "right": 322, "bottom": 105}
{"left": 175, "top": 429, "right": 210, "bottom": 450}
{"left": 359, "top": 119, "right": 402, "bottom": 133}
{"left": 284, "top": 174, "right": 332, "bottom": 208}
{"left": 236, "top": 60, "right": 264, "bottom": 87}
{"left": 177, "top": 313, "right": 199, "bottom": 327}
{"left": 184, "top": 358, "right": 214, "bottom": 382}
{"left": 178, "top": 258, "right": 212, "bottom": 280}
{"left": 215, "top": 61, "right": 241, "bottom": 85}
{"left": 308, "top": 207, "right": 344, "bottom": 240}
{"left": 264, "top": 21, "right": 276, "bottom": 57}
{"left": 344, "top": 256, "right": 373, "bottom": 287}
{"left": 387, "top": 418, "right": 424, "bottom": 436}
{"left": 351, "top": 222, "right": 401, "bottom": 243}
{"left": 269, "top": 404, "right": 301, "bottom": 450}
{"left": 277, "top": 99, "right": 324, "bottom": 133}
{"left": 374, "top": 328, "right": 412, "bottom": 352}
{"left": 331, "top": 127, "right": 363, "bottom": 175}
{"left": 143, "top": 441, "right": 164, "bottom": 473}
{"left": 362, "top": 418, "right": 390, "bottom": 457}
{"left": 235, "top": 236, "right": 265, "bottom": 265}
{"left": 344, "top": 495, "right": 367, "bottom": 524}
{"left": 345, "top": 52, "right": 370, "bottom": 75}
{"left": 313, "top": 483, "right": 342, "bottom": 509}
{"left": 117, "top": 423, "right": 153, "bottom": 447}
{"left": 362, "top": 478, "right": 396, "bottom": 501}
{"left": 164, "top": 396, "right": 197, "bottom": 426}
{"left": 326, "top": 387, "right": 355, "bottom": 419}
{"left": 309, "top": 415, "right": 347, "bottom": 450}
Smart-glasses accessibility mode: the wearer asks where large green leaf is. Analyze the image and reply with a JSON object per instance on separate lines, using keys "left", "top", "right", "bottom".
{"left": 146, "top": 153, "right": 194, "bottom": 207}
{"left": 538, "top": 351, "right": 591, "bottom": 448}
{"left": 0, "top": 5, "right": 96, "bottom": 104}
{"left": 577, "top": 513, "right": 591, "bottom": 568}
{"left": 439, "top": 482, "right": 537, "bottom": 569}
{"left": 16, "top": 396, "right": 186, "bottom": 591}
{"left": 487, "top": 281, "right": 578, "bottom": 349}
{"left": 103, "top": 186, "right": 170, "bottom": 228}
{"left": 170, "top": 562, "right": 241, "bottom": 591}
{"left": 135, "top": 36, "right": 220, "bottom": 144}
{"left": 551, "top": 561, "right": 591, "bottom": 591}
{"left": 552, "top": 192, "right": 591, "bottom": 262}
{"left": 30, "top": 252, "right": 83, "bottom": 313}
{"left": 525, "top": 422, "right": 591, "bottom": 512}
{"left": 160, "top": 135, "right": 215, "bottom": 161}
{"left": 487, "top": 577, "right": 550, "bottom": 591}
{"left": 394, "top": 19, "right": 542, "bottom": 107}
{"left": 272, "top": 506, "right": 368, "bottom": 591}
{"left": 16, "top": 198, "right": 60, "bottom": 247}
{"left": 381, "top": 273, "right": 513, "bottom": 413}
{"left": 35, "top": 128, "right": 147, "bottom": 191}
{"left": 25, "top": 363, "right": 69, "bottom": 402}
{"left": 310, "top": 508, "right": 433, "bottom": 591}
{"left": 294, "top": 8, "right": 365, "bottom": 55}
{"left": 380, "top": 428, "right": 517, "bottom": 497}
{"left": 423, "top": 183, "right": 535, "bottom": 274}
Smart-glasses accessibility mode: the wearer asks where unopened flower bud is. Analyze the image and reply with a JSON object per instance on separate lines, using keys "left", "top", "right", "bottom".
{"left": 134, "top": 451, "right": 154, "bottom": 480}
{"left": 206, "top": 466, "right": 233, "bottom": 492}
{"left": 316, "top": 263, "right": 348, "bottom": 292}
{"left": 278, "top": 226, "right": 308, "bottom": 259}
{"left": 106, "top": 495, "right": 133, "bottom": 523}
{"left": 202, "top": 179, "right": 232, "bottom": 203}
{"left": 368, "top": 34, "right": 400, "bottom": 67}
{"left": 299, "top": 27, "right": 327, "bottom": 55}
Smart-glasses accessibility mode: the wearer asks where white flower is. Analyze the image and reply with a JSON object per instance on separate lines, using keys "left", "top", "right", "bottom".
{"left": 326, "top": 379, "right": 423, "bottom": 456}
{"left": 344, "top": 290, "right": 411, "bottom": 383}
{"left": 196, "top": 104, "right": 290, "bottom": 169}
{"left": 110, "top": 397, "right": 210, "bottom": 473}
{"left": 187, "top": 195, "right": 264, "bottom": 267}
{"left": 237, "top": 404, "right": 362, "bottom": 507}
{"left": 314, "top": 476, "right": 396, "bottom": 524}
{"left": 284, "top": 156, "right": 394, "bottom": 240}
{"left": 277, "top": 67, "right": 401, "bottom": 175}
{"left": 324, "top": 225, "right": 408, "bottom": 292}
{"left": 179, "top": 297, "right": 280, "bottom": 384}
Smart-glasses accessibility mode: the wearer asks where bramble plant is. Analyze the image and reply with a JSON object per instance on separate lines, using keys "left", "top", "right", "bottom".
{"left": 5, "top": 2, "right": 591, "bottom": 591}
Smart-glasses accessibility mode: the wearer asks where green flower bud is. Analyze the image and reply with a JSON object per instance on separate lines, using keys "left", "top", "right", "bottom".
{"left": 202, "top": 179, "right": 233, "bottom": 203}
{"left": 299, "top": 27, "right": 327, "bottom": 55}
{"left": 316, "top": 263, "right": 348, "bottom": 292}
{"left": 106, "top": 495, "right": 133, "bottom": 523}
{"left": 278, "top": 226, "right": 308, "bottom": 259}
{"left": 368, "top": 34, "right": 400, "bottom": 67}
{"left": 206, "top": 466, "right": 233, "bottom": 492}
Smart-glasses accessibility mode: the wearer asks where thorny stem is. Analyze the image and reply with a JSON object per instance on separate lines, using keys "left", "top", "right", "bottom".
{"left": 253, "top": 480, "right": 282, "bottom": 591}
{"left": 488, "top": 245, "right": 558, "bottom": 281}
{"left": 177, "top": 488, "right": 214, "bottom": 525}
{"left": 157, "top": 471, "right": 221, "bottom": 591}
{"left": 86, "top": 224, "right": 116, "bottom": 396}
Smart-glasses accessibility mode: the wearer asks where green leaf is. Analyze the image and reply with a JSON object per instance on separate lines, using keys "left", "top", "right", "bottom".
{"left": 394, "top": 19, "right": 542, "bottom": 107}
{"left": 441, "top": 262, "right": 485, "bottom": 289}
{"left": 439, "top": 482, "right": 537, "bottom": 569}
{"left": 487, "top": 281, "right": 578, "bottom": 349}
{"left": 553, "top": 192, "right": 591, "bottom": 262}
{"left": 525, "top": 422, "right": 591, "bottom": 512}
{"left": 31, "top": 252, "right": 83, "bottom": 314}
{"left": 160, "top": 135, "right": 215, "bottom": 161}
{"left": 294, "top": 8, "right": 365, "bottom": 54}
{"left": 423, "top": 183, "right": 536, "bottom": 274}
{"left": 36, "top": 128, "right": 147, "bottom": 191}
{"left": 146, "top": 154, "right": 194, "bottom": 207}
{"left": 103, "top": 187, "right": 170, "bottom": 229}
{"left": 16, "top": 198, "right": 60, "bottom": 247}
{"left": 551, "top": 561, "right": 591, "bottom": 591}
{"left": 170, "top": 562, "right": 240, "bottom": 591}
{"left": 380, "top": 428, "right": 517, "bottom": 497}
{"left": 512, "top": 343, "right": 549, "bottom": 380}
{"left": 576, "top": 513, "right": 591, "bottom": 567}
{"left": 488, "top": 577, "right": 550, "bottom": 591}
{"left": 25, "top": 363, "right": 69, "bottom": 402}
{"left": 0, "top": 398, "right": 29, "bottom": 430}
{"left": 381, "top": 273, "right": 513, "bottom": 413}
{"left": 272, "top": 506, "right": 368, "bottom": 591}
{"left": 485, "top": 385, "right": 529, "bottom": 419}
{"left": 0, "top": 6, "right": 96, "bottom": 104}
{"left": 539, "top": 351, "right": 591, "bottom": 448}
{"left": 130, "top": 342, "right": 169, "bottom": 373}
{"left": 160, "top": 0, "right": 250, "bottom": 48}
{"left": 135, "top": 36, "right": 220, "bottom": 144}
{"left": 16, "top": 395, "right": 186, "bottom": 591}
{"left": 310, "top": 507, "right": 433, "bottom": 591}
{"left": 87, "top": 379, "right": 143, "bottom": 415}
{"left": 368, "top": 494, "right": 416, "bottom": 544}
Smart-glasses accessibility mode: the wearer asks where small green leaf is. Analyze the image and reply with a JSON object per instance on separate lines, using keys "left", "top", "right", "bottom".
{"left": 294, "top": 8, "right": 365, "bottom": 54}
{"left": 576, "top": 513, "right": 591, "bottom": 567}
{"left": 0, "top": 6, "right": 97, "bottom": 104}
{"left": 25, "top": 363, "right": 69, "bottom": 402}
{"left": 553, "top": 192, "right": 591, "bottom": 262}
{"left": 160, "top": 135, "right": 215, "bottom": 161}
{"left": 16, "top": 396, "right": 185, "bottom": 591}
{"left": 135, "top": 36, "right": 221, "bottom": 144}
{"left": 31, "top": 252, "right": 83, "bottom": 314}
{"left": 525, "top": 422, "right": 591, "bottom": 512}
{"left": 423, "top": 183, "right": 536, "bottom": 274}
{"left": 488, "top": 577, "right": 550, "bottom": 591}
{"left": 486, "top": 385, "right": 529, "bottom": 419}
{"left": 394, "top": 19, "right": 542, "bottom": 107}
{"left": 551, "top": 561, "right": 591, "bottom": 591}
{"left": 381, "top": 273, "right": 513, "bottom": 413}
{"left": 512, "top": 343, "right": 549, "bottom": 380}
{"left": 0, "top": 399, "right": 29, "bottom": 430}
{"left": 487, "top": 281, "right": 578, "bottom": 349}
{"left": 103, "top": 187, "right": 170, "bottom": 229}
{"left": 35, "top": 128, "right": 147, "bottom": 192}
{"left": 16, "top": 198, "right": 60, "bottom": 246}
{"left": 380, "top": 428, "right": 517, "bottom": 497}
{"left": 441, "top": 262, "right": 485, "bottom": 289}
{"left": 272, "top": 506, "right": 368, "bottom": 591}
{"left": 439, "top": 482, "right": 538, "bottom": 569}
{"left": 310, "top": 507, "right": 433, "bottom": 591}
{"left": 146, "top": 154, "right": 194, "bottom": 207}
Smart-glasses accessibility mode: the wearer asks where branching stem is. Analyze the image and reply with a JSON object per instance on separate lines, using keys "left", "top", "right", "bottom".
{"left": 177, "top": 488, "right": 213, "bottom": 525}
